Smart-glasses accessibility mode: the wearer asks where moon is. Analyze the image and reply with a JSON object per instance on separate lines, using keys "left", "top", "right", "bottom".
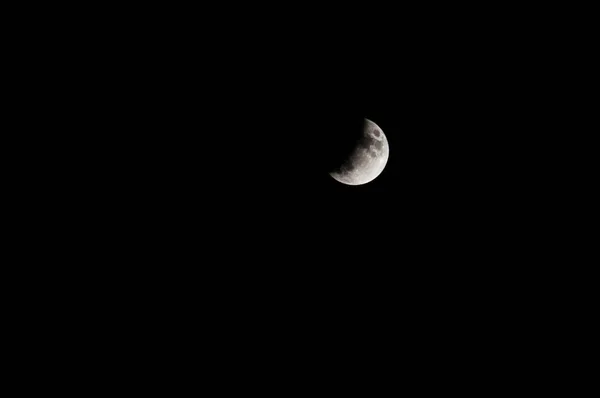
{"left": 329, "top": 118, "right": 389, "bottom": 185}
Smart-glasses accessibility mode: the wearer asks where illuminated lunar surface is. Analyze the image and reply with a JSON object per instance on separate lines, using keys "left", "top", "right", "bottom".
{"left": 329, "top": 118, "right": 389, "bottom": 185}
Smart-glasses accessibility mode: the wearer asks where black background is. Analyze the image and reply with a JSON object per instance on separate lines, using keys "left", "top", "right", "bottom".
{"left": 63, "top": 4, "right": 586, "bottom": 340}
{"left": 1, "top": 5, "right": 593, "bottom": 389}
{"left": 14, "top": 4, "right": 595, "bottom": 379}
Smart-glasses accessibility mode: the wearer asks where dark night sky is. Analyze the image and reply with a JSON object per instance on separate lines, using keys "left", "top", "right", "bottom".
{"left": 92, "top": 5, "right": 581, "bottom": 316}
{"left": 12, "top": 4, "right": 589, "bottom": 380}
{"left": 41, "top": 6, "right": 592, "bottom": 369}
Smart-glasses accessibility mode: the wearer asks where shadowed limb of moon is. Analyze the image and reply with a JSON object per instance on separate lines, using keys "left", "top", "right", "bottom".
{"left": 329, "top": 118, "right": 389, "bottom": 186}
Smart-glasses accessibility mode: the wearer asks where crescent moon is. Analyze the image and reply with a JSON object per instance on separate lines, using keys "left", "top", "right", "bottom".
{"left": 329, "top": 118, "right": 389, "bottom": 185}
